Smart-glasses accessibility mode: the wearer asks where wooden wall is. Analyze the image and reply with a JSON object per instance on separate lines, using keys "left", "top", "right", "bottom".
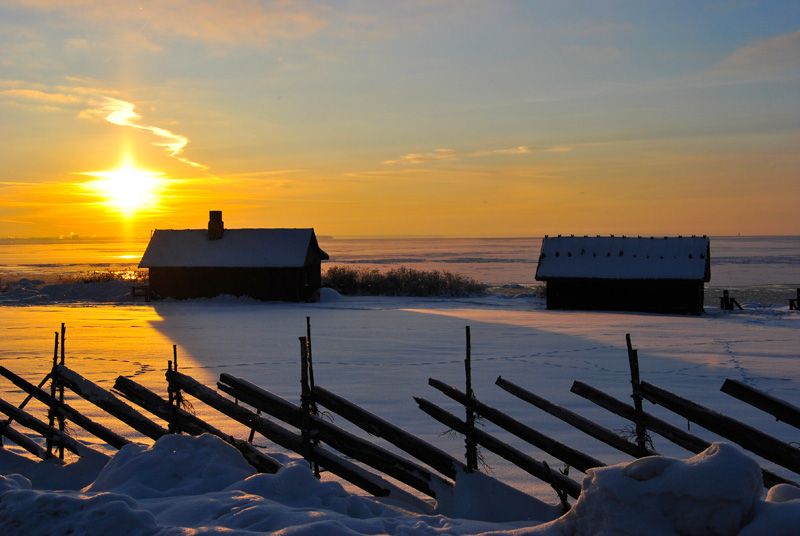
{"left": 149, "top": 264, "right": 322, "bottom": 302}
{"left": 545, "top": 278, "right": 705, "bottom": 314}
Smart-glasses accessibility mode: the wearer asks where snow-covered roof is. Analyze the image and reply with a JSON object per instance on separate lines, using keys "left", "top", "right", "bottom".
{"left": 139, "top": 228, "right": 328, "bottom": 268}
{"left": 535, "top": 236, "right": 710, "bottom": 281}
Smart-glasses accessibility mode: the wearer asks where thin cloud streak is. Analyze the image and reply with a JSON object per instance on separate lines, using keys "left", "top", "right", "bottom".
{"left": 81, "top": 97, "right": 206, "bottom": 169}
{"left": 385, "top": 145, "right": 573, "bottom": 164}
{"left": 0, "top": 80, "right": 205, "bottom": 169}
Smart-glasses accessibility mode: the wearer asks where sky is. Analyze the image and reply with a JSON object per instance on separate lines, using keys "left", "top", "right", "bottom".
{"left": 1, "top": 0, "right": 799, "bottom": 238}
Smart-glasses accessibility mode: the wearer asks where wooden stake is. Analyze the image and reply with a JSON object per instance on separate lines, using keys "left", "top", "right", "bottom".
{"left": 464, "top": 326, "right": 477, "bottom": 472}
{"left": 625, "top": 334, "right": 648, "bottom": 451}
{"left": 58, "top": 323, "right": 65, "bottom": 460}
{"left": 46, "top": 331, "right": 58, "bottom": 458}
{"left": 299, "top": 336, "right": 318, "bottom": 476}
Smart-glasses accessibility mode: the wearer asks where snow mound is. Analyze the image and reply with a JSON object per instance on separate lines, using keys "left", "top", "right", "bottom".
{"left": 434, "top": 466, "right": 560, "bottom": 523}
{"left": 541, "top": 443, "right": 767, "bottom": 536}
{"left": 87, "top": 434, "right": 255, "bottom": 499}
{"left": 319, "top": 286, "right": 343, "bottom": 301}
{"left": 0, "top": 488, "right": 158, "bottom": 536}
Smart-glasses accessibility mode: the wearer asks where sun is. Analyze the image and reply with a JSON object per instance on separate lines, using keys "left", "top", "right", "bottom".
{"left": 80, "top": 160, "right": 165, "bottom": 216}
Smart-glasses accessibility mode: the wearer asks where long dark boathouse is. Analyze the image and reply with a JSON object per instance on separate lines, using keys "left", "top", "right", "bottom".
{"left": 139, "top": 211, "right": 329, "bottom": 301}
{"left": 535, "top": 235, "right": 710, "bottom": 314}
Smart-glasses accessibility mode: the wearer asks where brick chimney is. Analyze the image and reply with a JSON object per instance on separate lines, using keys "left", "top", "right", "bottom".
{"left": 208, "top": 210, "right": 224, "bottom": 240}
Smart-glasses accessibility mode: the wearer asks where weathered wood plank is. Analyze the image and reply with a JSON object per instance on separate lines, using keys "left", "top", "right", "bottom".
{"left": 218, "top": 374, "right": 447, "bottom": 498}
{"left": 114, "top": 376, "right": 282, "bottom": 474}
{"left": 0, "top": 397, "right": 104, "bottom": 459}
{"left": 0, "top": 365, "right": 130, "bottom": 449}
{"left": 168, "top": 370, "right": 394, "bottom": 498}
{"left": 312, "top": 384, "right": 464, "bottom": 480}
{"left": 496, "top": 376, "right": 653, "bottom": 459}
{"left": 429, "top": 377, "right": 604, "bottom": 472}
{"left": 640, "top": 381, "right": 800, "bottom": 474}
{"left": 0, "top": 422, "right": 46, "bottom": 459}
{"left": 54, "top": 366, "right": 168, "bottom": 441}
{"left": 571, "top": 381, "right": 795, "bottom": 488}
{"left": 415, "top": 396, "right": 582, "bottom": 500}
{"left": 721, "top": 379, "right": 800, "bottom": 430}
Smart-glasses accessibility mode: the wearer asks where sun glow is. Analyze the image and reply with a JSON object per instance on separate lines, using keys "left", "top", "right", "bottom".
{"left": 80, "top": 160, "right": 165, "bottom": 216}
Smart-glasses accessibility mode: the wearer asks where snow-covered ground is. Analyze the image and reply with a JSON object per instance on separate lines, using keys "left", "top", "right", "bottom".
{"left": 0, "top": 291, "right": 798, "bottom": 533}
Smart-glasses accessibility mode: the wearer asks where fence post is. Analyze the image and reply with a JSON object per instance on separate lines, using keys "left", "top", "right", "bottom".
{"left": 58, "top": 323, "right": 66, "bottom": 459}
{"left": 626, "top": 334, "right": 648, "bottom": 451}
{"left": 46, "top": 330, "right": 59, "bottom": 458}
{"left": 299, "top": 336, "right": 320, "bottom": 477}
{"left": 464, "top": 326, "right": 478, "bottom": 472}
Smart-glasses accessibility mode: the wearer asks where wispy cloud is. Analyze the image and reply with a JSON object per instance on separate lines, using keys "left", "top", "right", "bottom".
{"left": 80, "top": 97, "right": 205, "bottom": 169}
{"left": 0, "top": 79, "right": 205, "bottom": 169}
{"left": 712, "top": 29, "right": 800, "bottom": 80}
{"left": 383, "top": 148, "right": 457, "bottom": 165}
{"left": 14, "top": 0, "right": 327, "bottom": 47}
{"left": 384, "top": 145, "right": 573, "bottom": 164}
{"left": 0, "top": 88, "right": 81, "bottom": 104}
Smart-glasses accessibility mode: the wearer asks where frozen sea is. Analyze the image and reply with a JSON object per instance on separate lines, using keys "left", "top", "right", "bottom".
{"left": 0, "top": 235, "right": 798, "bottom": 525}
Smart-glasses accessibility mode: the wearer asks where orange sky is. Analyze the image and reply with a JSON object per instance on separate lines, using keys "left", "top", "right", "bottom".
{"left": 1, "top": 2, "right": 799, "bottom": 238}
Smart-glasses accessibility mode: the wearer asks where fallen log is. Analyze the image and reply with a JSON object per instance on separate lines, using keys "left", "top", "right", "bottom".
{"left": 640, "top": 381, "right": 800, "bottom": 474}
{"left": 218, "top": 374, "right": 446, "bottom": 498}
{"left": 429, "top": 377, "right": 604, "bottom": 472}
{"left": 312, "top": 384, "right": 464, "bottom": 480}
{"left": 721, "top": 379, "right": 800, "bottom": 430}
{"left": 54, "top": 366, "right": 167, "bottom": 441}
{"left": 415, "top": 396, "right": 582, "bottom": 500}
{"left": 571, "top": 381, "right": 794, "bottom": 488}
{"left": 0, "top": 397, "right": 104, "bottom": 458}
{"left": 0, "top": 365, "right": 129, "bottom": 449}
{"left": 496, "top": 376, "right": 653, "bottom": 459}
{"left": 114, "top": 376, "right": 281, "bottom": 474}
{"left": 168, "top": 370, "right": 395, "bottom": 498}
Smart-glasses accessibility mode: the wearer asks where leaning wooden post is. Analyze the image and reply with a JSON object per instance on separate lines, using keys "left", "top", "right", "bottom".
{"left": 299, "top": 336, "right": 319, "bottom": 477}
{"left": 57, "top": 323, "right": 66, "bottom": 460}
{"left": 46, "top": 330, "right": 59, "bottom": 458}
{"left": 626, "top": 334, "right": 647, "bottom": 451}
{"left": 166, "top": 360, "right": 175, "bottom": 433}
{"left": 464, "top": 326, "right": 478, "bottom": 472}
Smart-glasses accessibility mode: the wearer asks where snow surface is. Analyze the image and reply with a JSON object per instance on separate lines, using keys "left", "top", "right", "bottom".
{"left": 536, "top": 236, "right": 710, "bottom": 280}
{"left": 1, "top": 435, "right": 798, "bottom": 534}
{"left": 139, "top": 228, "right": 327, "bottom": 268}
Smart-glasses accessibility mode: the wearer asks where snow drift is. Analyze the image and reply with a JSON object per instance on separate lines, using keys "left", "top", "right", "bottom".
{"left": 1, "top": 434, "right": 798, "bottom": 534}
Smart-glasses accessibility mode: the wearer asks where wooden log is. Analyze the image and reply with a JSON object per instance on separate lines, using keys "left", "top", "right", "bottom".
{"left": 113, "top": 376, "right": 281, "bottom": 474}
{"left": 640, "top": 381, "right": 800, "bottom": 474}
{"left": 168, "top": 370, "right": 392, "bottom": 498}
{"left": 311, "top": 384, "right": 465, "bottom": 480}
{"left": 0, "top": 422, "right": 46, "bottom": 459}
{"left": 721, "top": 379, "right": 800, "bottom": 430}
{"left": 429, "top": 378, "right": 603, "bottom": 472}
{"left": 415, "top": 396, "right": 582, "bottom": 500}
{"left": 625, "top": 334, "right": 647, "bottom": 451}
{"left": 0, "top": 397, "right": 103, "bottom": 458}
{"left": 496, "top": 376, "right": 653, "bottom": 459}
{"left": 0, "top": 365, "right": 130, "bottom": 449}
{"left": 571, "top": 381, "right": 794, "bottom": 488}
{"left": 54, "top": 365, "right": 168, "bottom": 440}
{"left": 218, "top": 374, "right": 447, "bottom": 498}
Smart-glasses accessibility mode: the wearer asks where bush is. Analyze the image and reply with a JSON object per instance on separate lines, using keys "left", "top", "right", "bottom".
{"left": 58, "top": 269, "right": 147, "bottom": 284}
{"left": 323, "top": 266, "right": 487, "bottom": 297}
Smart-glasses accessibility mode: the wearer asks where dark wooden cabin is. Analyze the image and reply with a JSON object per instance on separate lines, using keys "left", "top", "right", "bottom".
{"left": 139, "top": 211, "right": 329, "bottom": 301}
{"left": 535, "top": 235, "right": 710, "bottom": 314}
